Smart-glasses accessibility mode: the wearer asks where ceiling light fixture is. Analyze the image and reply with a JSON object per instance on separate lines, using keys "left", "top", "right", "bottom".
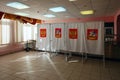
{"left": 6, "top": 2, "right": 30, "bottom": 9}
{"left": 43, "top": 14, "right": 56, "bottom": 18}
{"left": 49, "top": 7, "right": 66, "bottom": 12}
{"left": 80, "top": 10, "right": 94, "bottom": 15}
{"left": 69, "top": 0, "right": 77, "bottom": 1}
{"left": 14, "top": 12, "right": 29, "bottom": 16}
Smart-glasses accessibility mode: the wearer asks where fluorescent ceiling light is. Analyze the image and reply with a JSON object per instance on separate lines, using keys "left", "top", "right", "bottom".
{"left": 43, "top": 14, "right": 56, "bottom": 18}
{"left": 6, "top": 2, "right": 29, "bottom": 9}
{"left": 80, "top": 10, "right": 94, "bottom": 15}
{"left": 14, "top": 12, "right": 29, "bottom": 16}
{"left": 65, "top": 16, "right": 70, "bottom": 18}
{"left": 69, "top": 0, "right": 77, "bottom": 1}
{"left": 49, "top": 7, "right": 66, "bottom": 12}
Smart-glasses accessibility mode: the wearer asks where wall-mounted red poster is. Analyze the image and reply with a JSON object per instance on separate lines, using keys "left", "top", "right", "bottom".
{"left": 69, "top": 29, "right": 78, "bottom": 39}
{"left": 40, "top": 28, "right": 46, "bottom": 38}
{"left": 87, "top": 29, "right": 98, "bottom": 40}
{"left": 55, "top": 28, "right": 61, "bottom": 38}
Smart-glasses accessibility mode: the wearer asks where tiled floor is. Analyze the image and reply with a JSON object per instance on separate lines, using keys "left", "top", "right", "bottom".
{"left": 0, "top": 51, "right": 120, "bottom": 80}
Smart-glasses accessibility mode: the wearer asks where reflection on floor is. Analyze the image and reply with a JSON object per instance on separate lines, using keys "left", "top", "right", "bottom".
{"left": 0, "top": 51, "right": 120, "bottom": 80}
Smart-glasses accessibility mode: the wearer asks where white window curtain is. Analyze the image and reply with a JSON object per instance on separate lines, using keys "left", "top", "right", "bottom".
{"left": 33, "top": 26, "right": 37, "bottom": 40}
{"left": 1, "top": 24, "right": 10, "bottom": 44}
{"left": 0, "top": 19, "right": 20, "bottom": 45}
{"left": 23, "top": 23, "right": 37, "bottom": 41}
{"left": 0, "top": 19, "right": 37, "bottom": 45}
{"left": 14, "top": 22, "right": 37, "bottom": 42}
{"left": 15, "top": 21, "right": 23, "bottom": 42}
{"left": 0, "top": 19, "right": 11, "bottom": 44}
{"left": 23, "top": 25, "right": 32, "bottom": 41}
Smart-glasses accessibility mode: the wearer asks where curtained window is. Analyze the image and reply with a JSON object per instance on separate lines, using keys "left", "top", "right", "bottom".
{"left": 0, "top": 19, "right": 37, "bottom": 45}
{"left": 23, "top": 23, "right": 37, "bottom": 41}
{"left": 0, "top": 19, "right": 10, "bottom": 44}
{"left": 1, "top": 24, "right": 10, "bottom": 44}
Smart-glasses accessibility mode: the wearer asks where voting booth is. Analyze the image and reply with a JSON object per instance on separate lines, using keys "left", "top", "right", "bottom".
{"left": 36, "top": 21, "right": 104, "bottom": 62}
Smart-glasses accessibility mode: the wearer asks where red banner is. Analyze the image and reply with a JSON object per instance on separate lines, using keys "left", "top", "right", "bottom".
{"left": 87, "top": 29, "right": 98, "bottom": 40}
{"left": 55, "top": 28, "right": 61, "bottom": 38}
{"left": 40, "top": 29, "right": 46, "bottom": 38}
{"left": 69, "top": 29, "right": 78, "bottom": 39}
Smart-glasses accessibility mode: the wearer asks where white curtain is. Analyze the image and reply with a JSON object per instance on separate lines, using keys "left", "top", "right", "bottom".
{"left": 83, "top": 21, "right": 104, "bottom": 55}
{"left": 64, "top": 23, "right": 85, "bottom": 52}
{"left": 0, "top": 20, "right": 37, "bottom": 44}
{"left": 1, "top": 19, "right": 11, "bottom": 44}
{"left": 36, "top": 21, "right": 104, "bottom": 55}
{"left": 0, "top": 19, "right": 23, "bottom": 44}
{"left": 36, "top": 24, "right": 51, "bottom": 51}
{"left": 16, "top": 21, "right": 23, "bottom": 42}
{"left": 50, "top": 23, "right": 66, "bottom": 52}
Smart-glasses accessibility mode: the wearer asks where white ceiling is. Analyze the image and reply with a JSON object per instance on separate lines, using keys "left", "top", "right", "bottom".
{"left": 0, "top": 0, "right": 119, "bottom": 20}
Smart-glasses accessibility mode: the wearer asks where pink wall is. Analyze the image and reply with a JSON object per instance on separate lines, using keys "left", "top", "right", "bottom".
{"left": 42, "top": 16, "right": 114, "bottom": 24}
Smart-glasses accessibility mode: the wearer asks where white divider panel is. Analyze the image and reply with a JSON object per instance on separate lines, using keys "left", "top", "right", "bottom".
{"left": 50, "top": 23, "right": 66, "bottom": 52}
{"left": 64, "top": 23, "right": 85, "bottom": 52}
{"left": 83, "top": 21, "right": 104, "bottom": 55}
{"left": 36, "top": 24, "right": 51, "bottom": 51}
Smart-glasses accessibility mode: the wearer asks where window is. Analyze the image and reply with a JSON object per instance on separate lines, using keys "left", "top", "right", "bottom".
{"left": 33, "top": 26, "right": 37, "bottom": 40}
{"left": 0, "top": 19, "right": 37, "bottom": 44}
{"left": 105, "top": 27, "right": 113, "bottom": 35}
{"left": 0, "top": 19, "right": 10, "bottom": 44}
{"left": 1, "top": 24, "right": 10, "bottom": 44}
{"left": 23, "top": 23, "right": 37, "bottom": 41}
